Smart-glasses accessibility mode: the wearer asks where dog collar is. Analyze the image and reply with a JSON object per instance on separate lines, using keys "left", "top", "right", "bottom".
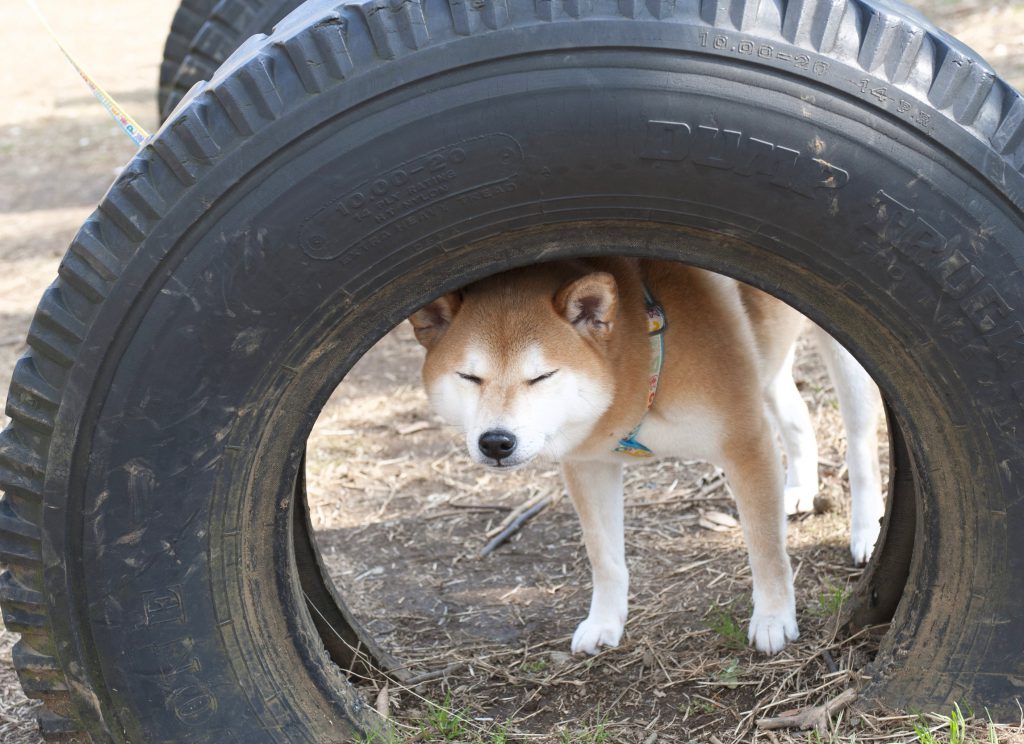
{"left": 613, "top": 286, "right": 666, "bottom": 458}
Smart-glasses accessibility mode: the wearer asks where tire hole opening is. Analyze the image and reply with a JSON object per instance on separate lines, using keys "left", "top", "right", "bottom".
{"left": 287, "top": 249, "right": 915, "bottom": 738}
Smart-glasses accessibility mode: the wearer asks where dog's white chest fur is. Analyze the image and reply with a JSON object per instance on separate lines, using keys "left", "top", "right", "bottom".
{"left": 588, "top": 405, "right": 726, "bottom": 464}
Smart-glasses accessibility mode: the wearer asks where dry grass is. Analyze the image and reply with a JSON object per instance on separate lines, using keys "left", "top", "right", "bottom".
{"left": 300, "top": 326, "right": 1021, "bottom": 744}
{"left": 0, "top": 0, "right": 1023, "bottom": 742}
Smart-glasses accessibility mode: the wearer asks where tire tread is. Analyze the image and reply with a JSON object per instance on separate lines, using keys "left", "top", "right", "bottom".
{"left": 159, "top": 0, "right": 220, "bottom": 117}
{"left": 10, "top": 0, "right": 1024, "bottom": 738}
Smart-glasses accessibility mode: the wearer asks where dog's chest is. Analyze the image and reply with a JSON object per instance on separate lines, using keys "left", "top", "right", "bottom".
{"left": 606, "top": 404, "right": 725, "bottom": 464}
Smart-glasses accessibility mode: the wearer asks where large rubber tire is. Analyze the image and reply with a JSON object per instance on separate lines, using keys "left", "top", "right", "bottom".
{"left": 5, "top": 0, "right": 1024, "bottom": 739}
{"left": 158, "top": 0, "right": 218, "bottom": 117}
{"left": 158, "top": 0, "right": 306, "bottom": 120}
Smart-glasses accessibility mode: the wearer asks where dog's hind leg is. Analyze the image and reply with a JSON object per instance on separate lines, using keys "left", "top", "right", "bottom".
{"left": 764, "top": 343, "right": 820, "bottom": 515}
{"left": 741, "top": 287, "right": 818, "bottom": 515}
{"left": 809, "top": 325, "right": 884, "bottom": 565}
{"left": 721, "top": 418, "right": 799, "bottom": 654}
{"left": 562, "top": 459, "right": 628, "bottom": 655}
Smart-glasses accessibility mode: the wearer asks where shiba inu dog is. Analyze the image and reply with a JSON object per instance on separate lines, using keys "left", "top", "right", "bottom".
{"left": 409, "top": 257, "right": 883, "bottom": 655}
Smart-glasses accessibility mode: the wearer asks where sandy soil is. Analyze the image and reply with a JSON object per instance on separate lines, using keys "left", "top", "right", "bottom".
{"left": 0, "top": 1, "right": 1022, "bottom": 742}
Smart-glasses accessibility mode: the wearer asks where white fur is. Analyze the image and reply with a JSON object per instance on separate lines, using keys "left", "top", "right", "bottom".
{"left": 763, "top": 345, "right": 821, "bottom": 515}
{"left": 808, "top": 326, "right": 884, "bottom": 565}
{"left": 427, "top": 343, "right": 613, "bottom": 468}
{"left": 563, "top": 460, "right": 629, "bottom": 655}
{"left": 760, "top": 327, "right": 885, "bottom": 564}
{"left": 563, "top": 408, "right": 729, "bottom": 653}
{"left": 556, "top": 402, "right": 800, "bottom": 656}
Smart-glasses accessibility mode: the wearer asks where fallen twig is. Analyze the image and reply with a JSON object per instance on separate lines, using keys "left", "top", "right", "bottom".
{"left": 402, "top": 662, "right": 466, "bottom": 686}
{"left": 630, "top": 472, "right": 727, "bottom": 508}
{"left": 485, "top": 489, "right": 553, "bottom": 538}
{"left": 756, "top": 688, "right": 858, "bottom": 734}
{"left": 479, "top": 495, "right": 552, "bottom": 556}
{"left": 820, "top": 649, "right": 839, "bottom": 674}
{"left": 447, "top": 500, "right": 511, "bottom": 512}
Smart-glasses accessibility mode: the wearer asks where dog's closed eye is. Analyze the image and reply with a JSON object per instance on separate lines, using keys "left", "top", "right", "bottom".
{"left": 457, "top": 372, "right": 483, "bottom": 384}
{"left": 528, "top": 370, "right": 558, "bottom": 385}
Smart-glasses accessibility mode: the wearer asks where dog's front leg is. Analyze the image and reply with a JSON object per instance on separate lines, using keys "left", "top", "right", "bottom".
{"left": 723, "top": 423, "right": 800, "bottom": 654}
{"left": 562, "top": 459, "right": 628, "bottom": 655}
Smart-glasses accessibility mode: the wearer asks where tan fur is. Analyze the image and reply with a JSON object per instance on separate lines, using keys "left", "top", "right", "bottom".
{"left": 739, "top": 284, "right": 807, "bottom": 386}
{"left": 408, "top": 257, "right": 882, "bottom": 655}
{"left": 573, "top": 263, "right": 771, "bottom": 456}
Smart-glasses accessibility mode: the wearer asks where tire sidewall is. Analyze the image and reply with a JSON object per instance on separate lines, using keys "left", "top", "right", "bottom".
{"left": 49, "top": 43, "right": 1024, "bottom": 743}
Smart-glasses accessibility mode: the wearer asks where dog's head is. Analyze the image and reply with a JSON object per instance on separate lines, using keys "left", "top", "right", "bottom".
{"left": 409, "top": 268, "right": 619, "bottom": 468}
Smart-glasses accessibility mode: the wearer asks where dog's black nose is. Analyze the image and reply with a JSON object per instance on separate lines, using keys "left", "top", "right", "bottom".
{"left": 478, "top": 430, "right": 517, "bottom": 461}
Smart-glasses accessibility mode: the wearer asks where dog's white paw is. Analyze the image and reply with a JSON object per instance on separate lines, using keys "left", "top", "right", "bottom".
{"left": 784, "top": 485, "right": 816, "bottom": 515}
{"left": 850, "top": 520, "right": 881, "bottom": 566}
{"left": 571, "top": 615, "right": 625, "bottom": 655}
{"left": 748, "top": 608, "right": 799, "bottom": 655}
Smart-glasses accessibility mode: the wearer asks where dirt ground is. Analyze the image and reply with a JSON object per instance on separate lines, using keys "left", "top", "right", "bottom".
{"left": 0, "top": 1, "right": 1023, "bottom": 743}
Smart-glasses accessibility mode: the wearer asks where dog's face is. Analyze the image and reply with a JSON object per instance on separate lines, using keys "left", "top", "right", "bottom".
{"left": 409, "top": 269, "right": 619, "bottom": 468}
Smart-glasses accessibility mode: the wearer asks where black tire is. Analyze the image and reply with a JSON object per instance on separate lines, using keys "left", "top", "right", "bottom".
{"left": 158, "top": 0, "right": 217, "bottom": 117}
{"left": 6, "top": 0, "right": 1024, "bottom": 739}
{"left": 157, "top": 0, "right": 306, "bottom": 120}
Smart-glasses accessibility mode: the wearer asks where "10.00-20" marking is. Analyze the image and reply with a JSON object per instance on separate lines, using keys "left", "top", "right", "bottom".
{"left": 699, "top": 31, "right": 830, "bottom": 76}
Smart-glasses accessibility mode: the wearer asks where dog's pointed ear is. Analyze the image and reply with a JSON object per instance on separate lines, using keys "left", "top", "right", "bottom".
{"left": 555, "top": 272, "right": 618, "bottom": 338}
{"left": 409, "top": 292, "right": 462, "bottom": 348}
